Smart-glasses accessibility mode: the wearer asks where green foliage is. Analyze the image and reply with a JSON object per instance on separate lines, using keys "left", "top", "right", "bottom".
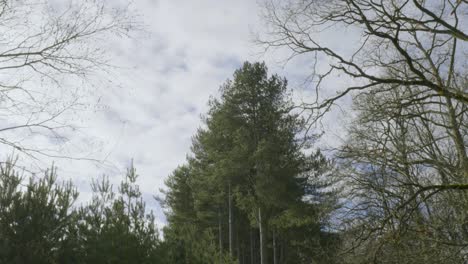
{"left": 78, "top": 163, "right": 162, "bottom": 264}
{"left": 162, "top": 165, "right": 197, "bottom": 227}
{"left": 0, "top": 158, "right": 163, "bottom": 264}
{"left": 0, "top": 159, "right": 78, "bottom": 264}
{"left": 0, "top": 61, "right": 341, "bottom": 264}
{"left": 162, "top": 224, "right": 236, "bottom": 264}
{"left": 162, "top": 61, "right": 339, "bottom": 264}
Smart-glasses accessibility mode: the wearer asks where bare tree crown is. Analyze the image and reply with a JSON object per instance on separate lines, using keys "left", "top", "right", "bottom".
{"left": 0, "top": 0, "right": 137, "bottom": 161}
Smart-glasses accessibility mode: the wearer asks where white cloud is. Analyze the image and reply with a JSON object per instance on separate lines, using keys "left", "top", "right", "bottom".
{"left": 1, "top": 0, "right": 354, "bottom": 227}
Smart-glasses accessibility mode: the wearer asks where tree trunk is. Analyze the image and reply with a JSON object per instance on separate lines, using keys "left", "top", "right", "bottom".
{"left": 446, "top": 97, "right": 468, "bottom": 178}
{"left": 228, "top": 180, "right": 233, "bottom": 257}
{"left": 258, "top": 207, "right": 266, "bottom": 264}
{"left": 273, "top": 229, "right": 277, "bottom": 264}
{"left": 237, "top": 240, "right": 241, "bottom": 263}
{"left": 250, "top": 227, "right": 254, "bottom": 264}
{"left": 218, "top": 208, "right": 223, "bottom": 255}
{"left": 280, "top": 240, "right": 285, "bottom": 264}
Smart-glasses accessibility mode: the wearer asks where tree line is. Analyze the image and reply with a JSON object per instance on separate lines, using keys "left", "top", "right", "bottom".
{"left": 0, "top": 0, "right": 466, "bottom": 263}
{"left": 161, "top": 62, "right": 338, "bottom": 264}
{"left": 162, "top": 0, "right": 468, "bottom": 262}
{"left": 3, "top": 58, "right": 466, "bottom": 264}
{"left": 0, "top": 62, "right": 339, "bottom": 264}
{"left": 0, "top": 159, "right": 161, "bottom": 263}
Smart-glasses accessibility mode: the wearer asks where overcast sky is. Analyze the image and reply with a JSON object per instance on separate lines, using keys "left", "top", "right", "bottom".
{"left": 94, "top": 0, "right": 267, "bottom": 226}
{"left": 3, "top": 0, "right": 352, "bottom": 228}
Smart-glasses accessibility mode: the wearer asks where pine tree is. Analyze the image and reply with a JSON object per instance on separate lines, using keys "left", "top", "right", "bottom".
{"left": 163, "top": 61, "right": 338, "bottom": 263}
{"left": 78, "top": 163, "right": 161, "bottom": 264}
{"left": 0, "top": 159, "right": 79, "bottom": 263}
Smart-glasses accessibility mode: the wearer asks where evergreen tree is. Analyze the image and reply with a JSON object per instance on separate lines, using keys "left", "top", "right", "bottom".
{"left": 78, "top": 163, "right": 161, "bottom": 264}
{"left": 0, "top": 159, "right": 78, "bottom": 264}
{"left": 163, "top": 61, "right": 338, "bottom": 264}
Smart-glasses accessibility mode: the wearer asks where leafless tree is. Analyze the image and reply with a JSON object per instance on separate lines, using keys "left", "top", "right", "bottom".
{"left": 0, "top": 0, "right": 136, "bottom": 161}
{"left": 258, "top": 0, "right": 467, "bottom": 121}
{"left": 258, "top": 0, "right": 468, "bottom": 262}
{"left": 337, "top": 75, "right": 468, "bottom": 263}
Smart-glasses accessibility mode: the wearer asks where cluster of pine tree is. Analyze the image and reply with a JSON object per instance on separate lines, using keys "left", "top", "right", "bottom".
{"left": 0, "top": 160, "right": 162, "bottom": 264}
{"left": 161, "top": 62, "right": 339, "bottom": 264}
{"left": 0, "top": 62, "right": 339, "bottom": 264}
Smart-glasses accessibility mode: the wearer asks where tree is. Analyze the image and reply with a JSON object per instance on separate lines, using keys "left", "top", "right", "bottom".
{"left": 259, "top": 0, "right": 468, "bottom": 120}
{"left": 161, "top": 165, "right": 236, "bottom": 264}
{"left": 337, "top": 79, "right": 468, "bottom": 263}
{"left": 163, "top": 61, "right": 338, "bottom": 264}
{"left": 0, "top": 158, "right": 79, "bottom": 263}
{"left": 0, "top": 0, "right": 136, "bottom": 160}
{"left": 0, "top": 157, "right": 165, "bottom": 263}
{"left": 258, "top": 0, "right": 468, "bottom": 262}
{"left": 217, "top": 62, "right": 305, "bottom": 264}
{"left": 78, "top": 163, "right": 161, "bottom": 264}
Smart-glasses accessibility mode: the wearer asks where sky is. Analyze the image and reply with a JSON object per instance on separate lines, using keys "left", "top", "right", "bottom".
{"left": 0, "top": 0, "right": 352, "bottom": 228}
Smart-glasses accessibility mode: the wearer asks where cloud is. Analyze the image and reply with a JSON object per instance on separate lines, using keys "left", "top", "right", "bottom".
{"left": 1, "top": 0, "right": 354, "bottom": 227}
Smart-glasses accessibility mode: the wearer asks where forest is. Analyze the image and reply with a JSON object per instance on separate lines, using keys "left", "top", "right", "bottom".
{"left": 0, "top": 0, "right": 467, "bottom": 263}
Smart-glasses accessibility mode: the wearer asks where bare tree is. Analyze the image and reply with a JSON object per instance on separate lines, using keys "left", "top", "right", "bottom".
{"left": 258, "top": 0, "right": 468, "bottom": 262}
{"left": 258, "top": 0, "right": 468, "bottom": 121}
{"left": 0, "top": 0, "right": 136, "bottom": 161}
{"left": 337, "top": 76, "right": 468, "bottom": 263}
